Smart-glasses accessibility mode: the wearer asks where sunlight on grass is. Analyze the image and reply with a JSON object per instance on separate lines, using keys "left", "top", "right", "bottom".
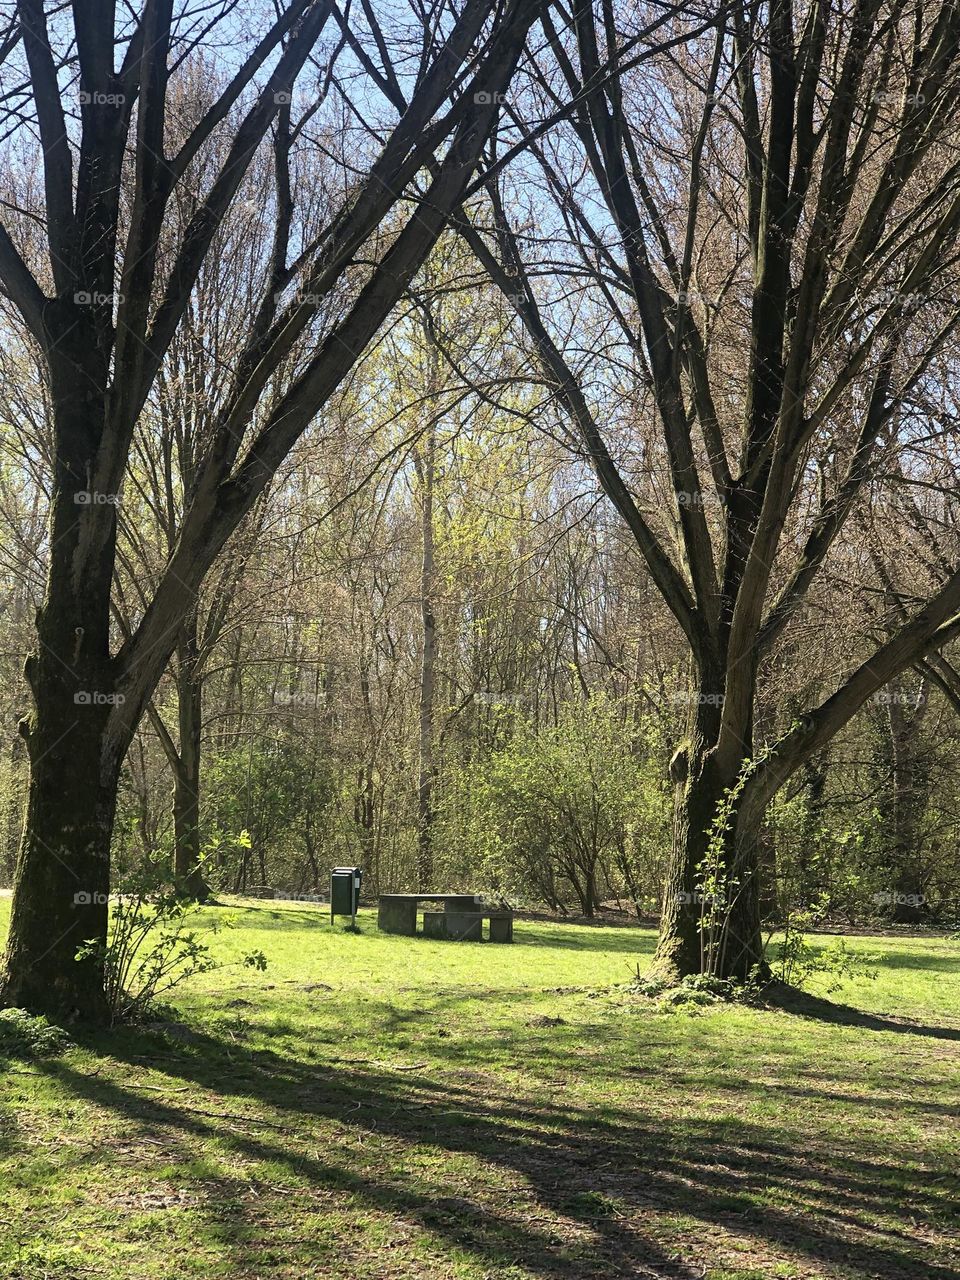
{"left": 1, "top": 897, "right": 958, "bottom": 1280}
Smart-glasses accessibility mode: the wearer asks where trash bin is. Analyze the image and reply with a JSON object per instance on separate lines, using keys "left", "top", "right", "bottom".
{"left": 330, "top": 866, "right": 362, "bottom": 925}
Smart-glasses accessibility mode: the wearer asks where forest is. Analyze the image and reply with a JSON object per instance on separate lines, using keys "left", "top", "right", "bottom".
{"left": 0, "top": 1, "right": 958, "bottom": 1277}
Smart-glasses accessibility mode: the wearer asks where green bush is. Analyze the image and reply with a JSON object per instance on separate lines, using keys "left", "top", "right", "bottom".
{"left": 0, "top": 1008, "right": 71, "bottom": 1058}
{"left": 438, "top": 694, "right": 668, "bottom": 914}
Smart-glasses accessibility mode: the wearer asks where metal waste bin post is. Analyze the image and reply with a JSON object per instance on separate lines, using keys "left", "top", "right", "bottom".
{"left": 330, "top": 866, "right": 362, "bottom": 927}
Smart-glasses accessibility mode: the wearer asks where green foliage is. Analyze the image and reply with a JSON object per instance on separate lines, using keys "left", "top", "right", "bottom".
{"left": 656, "top": 973, "right": 749, "bottom": 1011}
{"left": 204, "top": 738, "right": 335, "bottom": 888}
{"left": 0, "top": 1008, "right": 72, "bottom": 1059}
{"left": 77, "top": 859, "right": 268, "bottom": 1024}
{"left": 766, "top": 787, "right": 872, "bottom": 924}
{"left": 772, "top": 913, "right": 879, "bottom": 992}
{"left": 696, "top": 744, "right": 776, "bottom": 977}
{"left": 438, "top": 694, "right": 668, "bottom": 914}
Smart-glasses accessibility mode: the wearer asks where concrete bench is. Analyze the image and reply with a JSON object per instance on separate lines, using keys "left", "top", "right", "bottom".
{"left": 422, "top": 908, "right": 514, "bottom": 943}
{"left": 378, "top": 893, "right": 482, "bottom": 936}
{"left": 246, "top": 885, "right": 276, "bottom": 899}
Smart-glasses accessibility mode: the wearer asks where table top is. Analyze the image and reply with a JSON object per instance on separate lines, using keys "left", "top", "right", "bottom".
{"left": 378, "top": 893, "right": 483, "bottom": 903}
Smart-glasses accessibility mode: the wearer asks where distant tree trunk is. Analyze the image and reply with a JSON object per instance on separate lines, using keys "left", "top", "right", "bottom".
{"left": 172, "top": 616, "right": 209, "bottom": 900}
{"left": 416, "top": 427, "right": 437, "bottom": 890}
{"left": 583, "top": 863, "right": 598, "bottom": 916}
{"left": 885, "top": 682, "right": 930, "bottom": 923}
{"left": 354, "top": 761, "right": 376, "bottom": 871}
{"left": 798, "top": 757, "right": 827, "bottom": 885}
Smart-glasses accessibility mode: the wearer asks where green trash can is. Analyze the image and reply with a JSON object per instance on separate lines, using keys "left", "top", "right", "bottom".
{"left": 330, "top": 866, "right": 362, "bottom": 926}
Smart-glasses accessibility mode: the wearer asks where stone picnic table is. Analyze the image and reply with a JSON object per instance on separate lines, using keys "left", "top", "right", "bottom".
{"left": 377, "top": 893, "right": 514, "bottom": 942}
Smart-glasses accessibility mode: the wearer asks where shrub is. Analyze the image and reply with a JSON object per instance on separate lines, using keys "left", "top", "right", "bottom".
{"left": 439, "top": 694, "right": 668, "bottom": 915}
{"left": 77, "top": 859, "right": 267, "bottom": 1024}
{"left": 0, "top": 1008, "right": 71, "bottom": 1058}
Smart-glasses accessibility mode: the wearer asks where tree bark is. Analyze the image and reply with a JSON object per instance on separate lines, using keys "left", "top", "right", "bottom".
{"left": 3, "top": 705, "right": 119, "bottom": 1020}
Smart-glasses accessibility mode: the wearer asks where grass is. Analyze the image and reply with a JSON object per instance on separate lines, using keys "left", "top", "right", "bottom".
{"left": 1, "top": 898, "right": 958, "bottom": 1279}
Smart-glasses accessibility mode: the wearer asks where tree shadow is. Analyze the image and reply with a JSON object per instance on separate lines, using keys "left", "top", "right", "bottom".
{"left": 762, "top": 983, "right": 960, "bottom": 1040}
{"left": 851, "top": 946, "right": 960, "bottom": 973}
{"left": 31, "top": 1013, "right": 960, "bottom": 1280}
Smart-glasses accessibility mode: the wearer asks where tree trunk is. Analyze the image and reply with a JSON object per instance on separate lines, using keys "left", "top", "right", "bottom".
{"left": 416, "top": 428, "right": 437, "bottom": 891}
{"left": 2, "top": 706, "right": 120, "bottom": 1019}
{"left": 172, "top": 621, "right": 210, "bottom": 900}
{"left": 584, "top": 863, "right": 598, "bottom": 916}
{"left": 885, "top": 686, "right": 930, "bottom": 924}
{"left": 653, "top": 673, "right": 766, "bottom": 982}
{"left": 1, "top": 334, "right": 123, "bottom": 1021}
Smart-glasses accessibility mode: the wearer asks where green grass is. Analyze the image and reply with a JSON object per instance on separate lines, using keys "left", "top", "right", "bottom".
{"left": 1, "top": 898, "right": 958, "bottom": 1279}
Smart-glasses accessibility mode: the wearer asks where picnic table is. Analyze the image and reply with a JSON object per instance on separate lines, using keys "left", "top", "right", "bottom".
{"left": 377, "top": 893, "right": 513, "bottom": 942}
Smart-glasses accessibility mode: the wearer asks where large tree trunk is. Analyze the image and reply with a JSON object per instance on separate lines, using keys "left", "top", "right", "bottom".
{"left": 2, "top": 707, "right": 119, "bottom": 1020}
{"left": 653, "top": 668, "right": 767, "bottom": 983}
{"left": 1, "top": 335, "right": 125, "bottom": 1021}
{"left": 172, "top": 620, "right": 210, "bottom": 900}
{"left": 655, "top": 757, "right": 767, "bottom": 981}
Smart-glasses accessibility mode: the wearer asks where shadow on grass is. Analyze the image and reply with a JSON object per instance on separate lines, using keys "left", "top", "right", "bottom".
{"left": 33, "top": 1007, "right": 960, "bottom": 1280}
{"left": 851, "top": 945, "right": 960, "bottom": 974}
{"left": 763, "top": 983, "right": 960, "bottom": 1040}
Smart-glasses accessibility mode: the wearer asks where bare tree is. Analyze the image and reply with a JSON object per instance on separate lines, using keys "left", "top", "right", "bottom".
{"left": 461, "top": 0, "right": 960, "bottom": 977}
{"left": 0, "top": 0, "right": 544, "bottom": 1017}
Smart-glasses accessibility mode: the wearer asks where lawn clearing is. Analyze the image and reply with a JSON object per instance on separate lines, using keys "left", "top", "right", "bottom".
{"left": 1, "top": 899, "right": 958, "bottom": 1279}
